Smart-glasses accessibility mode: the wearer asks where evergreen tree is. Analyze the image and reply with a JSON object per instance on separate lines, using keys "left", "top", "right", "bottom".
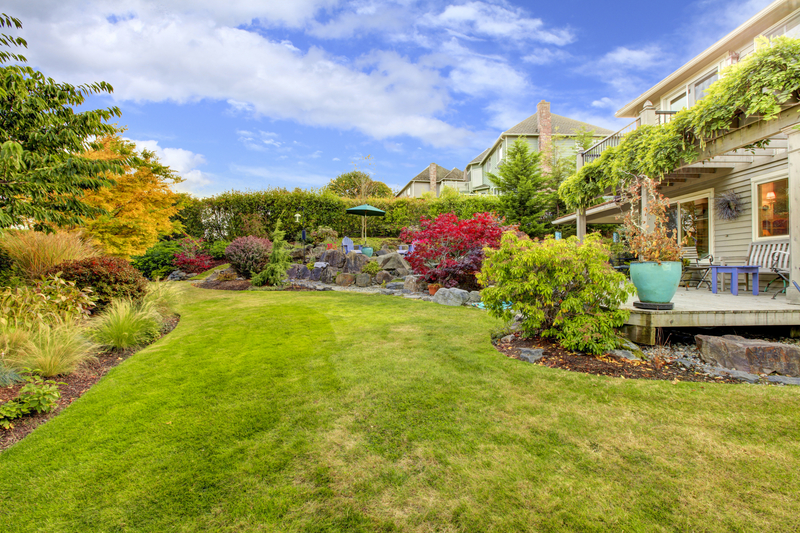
{"left": 488, "top": 139, "right": 555, "bottom": 238}
{"left": 252, "top": 220, "right": 291, "bottom": 286}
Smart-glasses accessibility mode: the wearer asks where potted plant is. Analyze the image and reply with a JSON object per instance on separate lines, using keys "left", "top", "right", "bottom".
{"left": 619, "top": 176, "right": 687, "bottom": 308}
{"left": 428, "top": 283, "right": 442, "bottom": 296}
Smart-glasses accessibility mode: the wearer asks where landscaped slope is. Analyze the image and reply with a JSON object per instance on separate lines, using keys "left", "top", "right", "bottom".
{"left": 1, "top": 288, "right": 798, "bottom": 532}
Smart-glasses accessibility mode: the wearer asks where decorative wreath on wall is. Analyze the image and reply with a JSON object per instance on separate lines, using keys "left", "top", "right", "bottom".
{"left": 714, "top": 190, "right": 743, "bottom": 221}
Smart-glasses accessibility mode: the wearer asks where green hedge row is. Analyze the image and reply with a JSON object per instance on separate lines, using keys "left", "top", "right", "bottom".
{"left": 179, "top": 189, "right": 503, "bottom": 240}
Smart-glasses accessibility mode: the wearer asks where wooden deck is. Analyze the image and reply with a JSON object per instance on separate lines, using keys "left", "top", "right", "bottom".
{"left": 621, "top": 290, "right": 800, "bottom": 344}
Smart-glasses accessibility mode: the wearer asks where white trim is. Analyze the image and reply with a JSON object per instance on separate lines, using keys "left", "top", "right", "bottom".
{"left": 669, "top": 188, "right": 715, "bottom": 257}
{"left": 750, "top": 168, "right": 790, "bottom": 242}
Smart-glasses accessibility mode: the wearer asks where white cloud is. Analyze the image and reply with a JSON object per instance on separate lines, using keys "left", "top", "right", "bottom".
{"left": 311, "top": 150, "right": 322, "bottom": 158}
{"left": 591, "top": 97, "right": 616, "bottom": 109}
{"left": 523, "top": 48, "right": 571, "bottom": 65}
{"left": 332, "top": 157, "right": 340, "bottom": 161}
{"left": 231, "top": 163, "right": 331, "bottom": 188}
{"left": 129, "top": 138, "right": 212, "bottom": 193}
{"left": 237, "top": 130, "right": 284, "bottom": 151}
{"left": 600, "top": 46, "right": 662, "bottom": 69}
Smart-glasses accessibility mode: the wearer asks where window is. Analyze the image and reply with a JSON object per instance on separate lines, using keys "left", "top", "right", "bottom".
{"left": 756, "top": 178, "right": 789, "bottom": 238}
{"left": 667, "top": 192, "right": 713, "bottom": 257}
{"left": 669, "top": 92, "right": 687, "bottom": 112}
{"left": 692, "top": 71, "right": 718, "bottom": 103}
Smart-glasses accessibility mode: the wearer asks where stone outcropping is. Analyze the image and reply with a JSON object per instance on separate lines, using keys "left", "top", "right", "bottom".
{"left": 377, "top": 252, "right": 411, "bottom": 272}
{"left": 355, "top": 273, "right": 371, "bottom": 287}
{"left": 335, "top": 273, "right": 356, "bottom": 287}
{"left": 343, "top": 252, "right": 369, "bottom": 273}
{"left": 432, "top": 288, "right": 470, "bottom": 306}
{"left": 319, "top": 249, "right": 346, "bottom": 269}
{"left": 167, "top": 270, "right": 190, "bottom": 281}
{"left": 403, "top": 275, "right": 423, "bottom": 293}
{"left": 695, "top": 335, "right": 800, "bottom": 377}
{"left": 375, "top": 271, "right": 393, "bottom": 285}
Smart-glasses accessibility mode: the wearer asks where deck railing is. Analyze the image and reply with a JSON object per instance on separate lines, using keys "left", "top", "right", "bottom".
{"left": 656, "top": 110, "right": 677, "bottom": 125}
{"left": 580, "top": 118, "right": 640, "bottom": 165}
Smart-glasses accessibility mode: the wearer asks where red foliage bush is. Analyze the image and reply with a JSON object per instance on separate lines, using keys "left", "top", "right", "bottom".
{"left": 225, "top": 236, "right": 272, "bottom": 278}
{"left": 47, "top": 256, "right": 149, "bottom": 309}
{"left": 400, "top": 212, "right": 508, "bottom": 289}
{"left": 173, "top": 238, "right": 213, "bottom": 274}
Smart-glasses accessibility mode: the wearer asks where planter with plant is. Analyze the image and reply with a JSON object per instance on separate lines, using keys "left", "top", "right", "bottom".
{"left": 428, "top": 283, "right": 442, "bottom": 296}
{"left": 620, "top": 176, "right": 686, "bottom": 307}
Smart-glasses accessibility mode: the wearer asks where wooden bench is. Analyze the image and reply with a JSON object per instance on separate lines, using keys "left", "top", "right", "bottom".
{"left": 719, "top": 239, "right": 790, "bottom": 295}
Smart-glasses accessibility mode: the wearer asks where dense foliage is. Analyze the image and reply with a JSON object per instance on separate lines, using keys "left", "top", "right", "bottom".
{"left": 620, "top": 176, "right": 685, "bottom": 262}
{"left": 225, "top": 236, "right": 272, "bottom": 278}
{"left": 0, "top": 14, "right": 125, "bottom": 230}
{"left": 326, "top": 170, "right": 393, "bottom": 198}
{"left": 478, "top": 234, "right": 634, "bottom": 354}
{"left": 251, "top": 220, "right": 291, "bottom": 287}
{"left": 0, "top": 374, "right": 62, "bottom": 429}
{"left": 0, "top": 274, "right": 95, "bottom": 328}
{"left": 131, "top": 241, "right": 181, "bottom": 279}
{"left": 401, "top": 212, "right": 506, "bottom": 289}
{"left": 487, "top": 139, "right": 555, "bottom": 238}
{"left": 48, "top": 256, "right": 149, "bottom": 309}
{"left": 0, "top": 230, "right": 98, "bottom": 280}
{"left": 173, "top": 238, "right": 213, "bottom": 274}
{"left": 559, "top": 36, "right": 800, "bottom": 209}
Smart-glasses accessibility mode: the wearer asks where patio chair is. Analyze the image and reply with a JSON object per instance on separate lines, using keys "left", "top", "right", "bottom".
{"left": 680, "top": 247, "right": 714, "bottom": 290}
{"left": 766, "top": 250, "right": 791, "bottom": 299}
{"left": 341, "top": 236, "right": 354, "bottom": 254}
{"left": 398, "top": 244, "right": 409, "bottom": 255}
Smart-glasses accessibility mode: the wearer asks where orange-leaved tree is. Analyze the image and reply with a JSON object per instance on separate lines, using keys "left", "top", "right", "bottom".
{"left": 75, "top": 135, "right": 184, "bottom": 257}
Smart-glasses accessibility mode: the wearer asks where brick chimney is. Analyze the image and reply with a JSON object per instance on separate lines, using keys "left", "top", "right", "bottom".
{"left": 429, "top": 162, "right": 437, "bottom": 197}
{"left": 537, "top": 100, "right": 552, "bottom": 173}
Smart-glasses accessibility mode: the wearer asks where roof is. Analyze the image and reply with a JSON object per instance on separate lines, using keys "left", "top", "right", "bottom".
{"left": 465, "top": 113, "right": 614, "bottom": 168}
{"left": 395, "top": 164, "right": 465, "bottom": 197}
{"left": 504, "top": 113, "right": 614, "bottom": 137}
{"left": 616, "top": 0, "right": 800, "bottom": 117}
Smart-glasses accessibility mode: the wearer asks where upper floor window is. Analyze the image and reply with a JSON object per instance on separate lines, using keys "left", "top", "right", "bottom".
{"left": 692, "top": 71, "right": 718, "bottom": 103}
{"left": 669, "top": 92, "right": 687, "bottom": 112}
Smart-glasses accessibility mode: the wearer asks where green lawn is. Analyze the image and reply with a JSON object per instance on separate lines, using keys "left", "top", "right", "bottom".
{"left": 1, "top": 287, "right": 799, "bottom": 532}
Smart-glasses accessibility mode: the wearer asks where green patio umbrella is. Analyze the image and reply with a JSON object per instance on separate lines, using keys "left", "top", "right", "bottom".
{"left": 345, "top": 204, "right": 386, "bottom": 245}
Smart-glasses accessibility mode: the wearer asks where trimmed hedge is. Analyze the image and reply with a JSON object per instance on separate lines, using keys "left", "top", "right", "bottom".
{"left": 178, "top": 188, "right": 502, "bottom": 241}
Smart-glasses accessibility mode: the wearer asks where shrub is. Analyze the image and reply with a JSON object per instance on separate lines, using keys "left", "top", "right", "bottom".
{"left": 0, "top": 374, "right": 62, "bottom": 429}
{"left": 132, "top": 241, "right": 181, "bottom": 279}
{"left": 173, "top": 238, "right": 213, "bottom": 274}
{"left": 0, "top": 362, "right": 21, "bottom": 387}
{"left": 142, "top": 282, "right": 181, "bottom": 317}
{"left": 362, "top": 261, "right": 381, "bottom": 276}
{"left": 0, "top": 274, "right": 96, "bottom": 329}
{"left": 4, "top": 323, "right": 97, "bottom": 377}
{"left": 204, "top": 240, "right": 231, "bottom": 260}
{"left": 310, "top": 226, "right": 338, "bottom": 244}
{"left": 92, "top": 299, "right": 162, "bottom": 350}
{"left": 48, "top": 256, "right": 149, "bottom": 309}
{"left": 251, "top": 221, "right": 290, "bottom": 287}
{"left": 0, "top": 230, "right": 98, "bottom": 280}
{"left": 478, "top": 233, "right": 635, "bottom": 355}
{"left": 400, "top": 212, "right": 507, "bottom": 288}
{"left": 225, "top": 236, "right": 272, "bottom": 278}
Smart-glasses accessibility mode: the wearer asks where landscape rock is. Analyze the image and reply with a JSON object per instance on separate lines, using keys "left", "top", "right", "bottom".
{"left": 343, "top": 252, "right": 369, "bottom": 274}
{"left": 696, "top": 334, "right": 800, "bottom": 376}
{"left": 403, "top": 294, "right": 422, "bottom": 300}
{"left": 433, "top": 288, "right": 470, "bottom": 306}
{"left": 320, "top": 249, "right": 346, "bottom": 269}
{"left": 335, "top": 273, "right": 356, "bottom": 287}
{"left": 375, "top": 271, "right": 393, "bottom": 285}
{"left": 385, "top": 282, "right": 404, "bottom": 290}
{"left": 767, "top": 375, "right": 800, "bottom": 386}
{"left": 610, "top": 349, "right": 640, "bottom": 361}
{"left": 378, "top": 252, "right": 412, "bottom": 272}
{"left": 403, "top": 275, "right": 423, "bottom": 293}
{"left": 296, "top": 266, "right": 311, "bottom": 280}
{"left": 289, "top": 248, "right": 306, "bottom": 261}
{"left": 320, "top": 268, "right": 338, "bottom": 284}
{"left": 395, "top": 268, "right": 410, "bottom": 278}
{"left": 468, "top": 291, "right": 482, "bottom": 303}
{"left": 355, "top": 273, "right": 371, "bottom": 287}
{"left": 519, "top": 348, "right": 545, "bottom": 363}
{"left": 309, "top": 267, "right": 322, "bottom": 282}
{"left": 167, "top": 270, "right": 190, "bottom": 281}
{"left": 500, "top": 335, "right": 515, "bottom": 344}
{"left": 379, "top": 289, "right": 396, "bottom": 295}
{"left": 375, "top": 250, "right": 387, "bottom": 257}
{"left": 286, "top": 265, "right": 299, "bottom": 279}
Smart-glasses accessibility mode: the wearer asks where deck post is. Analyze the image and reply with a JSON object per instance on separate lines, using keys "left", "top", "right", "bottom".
{"left": 783, "top": 124, "right": 800, "bottom": 305}
{"left": 576, "top": 208, "right": 587, "bottom": 242}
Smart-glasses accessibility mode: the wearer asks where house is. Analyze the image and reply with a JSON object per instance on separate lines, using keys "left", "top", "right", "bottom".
{"left": 463, "top": 100, "right": 614, "bottom": 194}
{"left": 553, "top": 0, "right": 800, "bottom": 305}
{"left": 395, "top": 163, "right": 465, "bottom": 198}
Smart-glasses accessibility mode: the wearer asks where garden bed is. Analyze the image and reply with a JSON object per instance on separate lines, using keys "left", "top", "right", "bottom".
{"left": 0, "top": 315, "right": 180, "bottom": 452}
{"left": 494, "top": 334, "right": 740, "bottom": 384}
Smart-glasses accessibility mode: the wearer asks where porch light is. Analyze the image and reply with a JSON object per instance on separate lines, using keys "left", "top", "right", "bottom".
{"left": 294, "top": 213, "right": 301, "bottom": 223}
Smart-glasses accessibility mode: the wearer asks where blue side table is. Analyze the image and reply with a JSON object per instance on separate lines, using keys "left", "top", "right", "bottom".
{"left": 710, "top": 265, "right": 760, "bottom": 296}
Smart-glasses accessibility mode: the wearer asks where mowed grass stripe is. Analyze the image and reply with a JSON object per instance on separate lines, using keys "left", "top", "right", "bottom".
{"left": 0, "top": 287, "right": 799, "bottom": 532}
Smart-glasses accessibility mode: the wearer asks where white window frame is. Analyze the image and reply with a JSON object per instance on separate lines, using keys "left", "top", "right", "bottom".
{"left": 669, "top": 188, "right": 715, "bottom": 256}
{"left": 751, "top": 170, "right": 790, "bottom": 242}
{"left": 688, "top": 68, "right": 719, "bottom": 106}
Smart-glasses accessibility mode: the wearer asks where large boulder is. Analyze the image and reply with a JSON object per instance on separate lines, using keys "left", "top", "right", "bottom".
{"left": 695, "top": 335, "right": 800, "bottom": 376}
{"left": 355, "top": 273, "right": 371, "bottom": 287}
{"left": 468, "top": 291, "right": 482, "bottom": 303}
{"left": 286, "top": 264, "right": 299, "bottom": 279}
{"left": 320, "top": 267, "right": 338, "bottom": 284}
{"left": 403, "top": 275, "right": 423, "bottom": 293}
{"left": 378, "top": 252, "right": 412, "bottom": 272}
{"left": 289, "top": 248, "right": 306, "bottom": 261}
{"left": 395, "top": 267, "right": 410, "bottom": 278}
{"left": 167, "top": 270, "right": 190, "bottom": 281}
{"left": 309, "top": 267, "right": 323, "bottom": 282}
{"left": 320, "top": 249, "right": 346, "bottom": 269}
{"left": 343, "top": 252, "right": 369, "bottom": 273}
{"left": 335, "top": 273, "right": 356, "bottom": 286}
{"left": 296, "top": 265, "right": 311, "bottom": 280}
{"left": 433, "top": 288, "right": 470, "bottom": 306}
{"left": 375, "top": 271, "right": 393, "bottom": 285}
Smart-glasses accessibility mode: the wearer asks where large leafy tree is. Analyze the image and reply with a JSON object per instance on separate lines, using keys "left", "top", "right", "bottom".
{"left": 488, "top": 139, "right": 555, "bottom": 238}
{"left": 0, "top": 14, "right": 125, "bottom": 230}
{"left": 75, "top": 135, "right": 183, "bottom": 257}
{"left": 326, "top": 170, "right": 393, "bottom": 199}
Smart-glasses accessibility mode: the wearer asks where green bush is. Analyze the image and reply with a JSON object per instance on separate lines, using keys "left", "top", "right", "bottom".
{"left": 204, "top": 240, "right": 230, "bottom": 260}
{"left": 92, "top": 299, "right": 162, "bottom": 350}
{"left": 0, "top": 374, "right": 62, "bottom": 429}
{"left": 362, "top": 261, "right": 381, "bottom": 276}
{"left": 0, "top": 274, "right": 96, "bottom": 329}
{"left": 252, "top": 221, "right": 291, "bottom": 287}
{"left": 478, "top": 233, "right": 635, "bottom": 355}
{"left": 48, "top": 256, "right": 149, "bottom": 310}
{"left": 131, "top": 241, "right": 182, "bottom": 279}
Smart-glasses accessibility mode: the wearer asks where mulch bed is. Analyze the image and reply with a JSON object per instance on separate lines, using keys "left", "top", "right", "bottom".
{"left": 494, "top": 334, "right": 739, "bottom": 384}
{"left": 0, "top": 315, "right": 180, "bottom": 453}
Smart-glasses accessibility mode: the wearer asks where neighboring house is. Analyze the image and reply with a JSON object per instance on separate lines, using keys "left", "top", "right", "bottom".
{"left": 553, "top": 0, "right": 800, "bottom": 301}
{"left": 395, "top": 163, "right": 465, "bottom": 198}
{"left": 463, "top": 100, "right": 614, "bottom": 195}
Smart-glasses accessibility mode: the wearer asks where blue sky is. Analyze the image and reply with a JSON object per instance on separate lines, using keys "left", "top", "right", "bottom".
{"left": 10, "top": 0, "right": 772, "bottom": 196}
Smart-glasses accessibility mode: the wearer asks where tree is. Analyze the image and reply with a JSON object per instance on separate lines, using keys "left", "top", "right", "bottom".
{"left": 252, "top": 220, "right": 291, "bottom": 287}
{"left": 488, "top": 139, "right": 555, "bottom": 238}
{"left": 0, "top": 14, "right": 125, "bottom": 230}
{"left": 75, "top": 136, "right": 183, "bottom": 257}
{"left": 326, "top": 170, "right": 393, "bottom": 199}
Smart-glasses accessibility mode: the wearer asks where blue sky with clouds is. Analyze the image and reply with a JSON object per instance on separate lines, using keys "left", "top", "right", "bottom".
{"left": 9, "top": 0, "right": 773, "bottom": 195}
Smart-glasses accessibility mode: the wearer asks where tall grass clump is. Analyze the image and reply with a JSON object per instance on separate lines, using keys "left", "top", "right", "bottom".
{"left": 3, "top": 323, "right": 97, "bottom": 377}
{"left": 142, "top": 282, "right": 181, "bottom": 317}
{"left": 92, "top": 300, "right": 162, "bottom": 350}
{"left": 0, "top": 230, "right": 98, "bottom": 280}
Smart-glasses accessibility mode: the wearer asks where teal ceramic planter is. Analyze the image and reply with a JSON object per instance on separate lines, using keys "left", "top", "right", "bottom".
{"left": 361, "top": 247, "right": 374, "bottom": 257}
{"left": 629, "top": 261, "right": 682, "bottom": 304}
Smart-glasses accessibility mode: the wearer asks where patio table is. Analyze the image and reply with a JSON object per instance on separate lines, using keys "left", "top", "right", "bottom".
{"left": 710, "top": 265, "right": 760, "bottom": 296}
